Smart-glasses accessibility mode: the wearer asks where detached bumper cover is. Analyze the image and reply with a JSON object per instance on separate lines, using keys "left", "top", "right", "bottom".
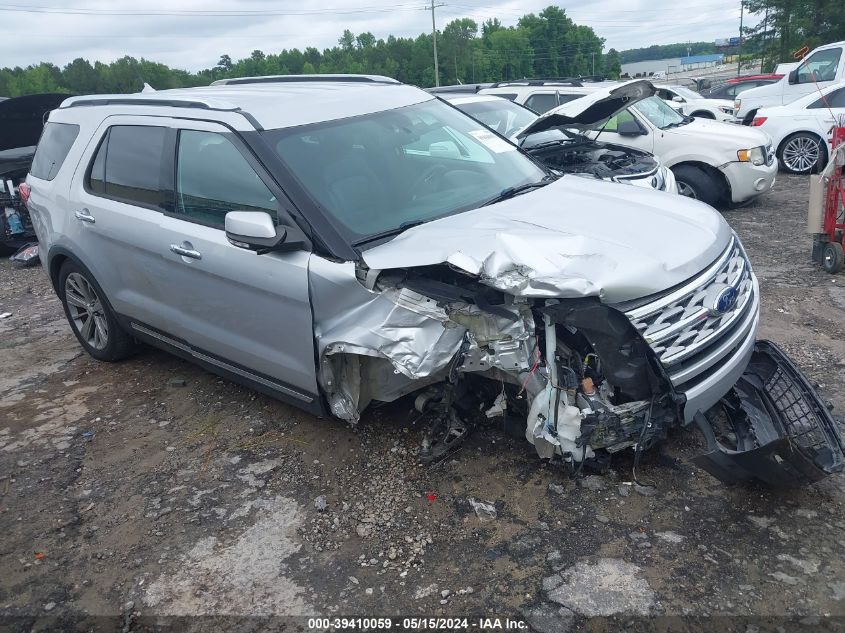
{"left": 720, "top": 159, "right": 777, "bottom": 203}
{"left": 693, "top": 340, "right": 845, "bottom": 486}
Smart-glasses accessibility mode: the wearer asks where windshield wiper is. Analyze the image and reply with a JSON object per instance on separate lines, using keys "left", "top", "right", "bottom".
{"left": 353, "top": 219, "right": 426, "bottom": 247}
{"left": 481, "top": 176, "right": 555, "bottom": 207}
{"left": 662, "top": 115, "right": 693, "bottom": 129}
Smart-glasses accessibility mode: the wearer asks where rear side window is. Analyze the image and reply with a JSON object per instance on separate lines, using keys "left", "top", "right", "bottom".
{"left": 810, "top": 88, "right": 845, "bottom": 109}
{"left": 87, "top": 125, "right": 168, "bottom": 209}
{"left": 30, "top": 122, "right": 80, "bottom": 181}
{"left": 524, "top": 93, "right": 559, "bottom": 113}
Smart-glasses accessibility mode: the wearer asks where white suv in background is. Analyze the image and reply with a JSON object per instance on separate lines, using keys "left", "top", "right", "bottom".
{"left": 483, "top": 80, "right": 776, "bottom": 207}
{"left": 653, "top": 84, "right": 735, "bottom": 121}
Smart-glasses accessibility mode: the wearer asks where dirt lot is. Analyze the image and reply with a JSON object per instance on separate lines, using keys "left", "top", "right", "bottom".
{"left": 2, "top": 173, "right": 845, "bottom": 632}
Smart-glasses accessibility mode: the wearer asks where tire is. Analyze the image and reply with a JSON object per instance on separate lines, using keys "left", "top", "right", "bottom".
{"left": 822, "top": 242, "right": 844, "bottom": 274}
{"left": 672, "top": 165, "right": 720, "bottom": 207}
{"left": 58, "top": 260, "right": 136, "bottom": 361}
{"left": 690, "top": 111, "right": 716, "bottom": 119}
{"left": 778, "top": 132, "right": 826, "bottom": 174}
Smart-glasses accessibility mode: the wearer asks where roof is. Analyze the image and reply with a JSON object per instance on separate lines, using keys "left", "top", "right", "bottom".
{"left": 57, "top": 80, "right": 433, "bottom": 131}
{"left": 211, "top": 74, "right": 399, "bottom": 86}
{"left": 438, "top": 94, "right": 507, "bottom": 105}
{"left": 680, "top": 54, "right": 725, "bottom": 65}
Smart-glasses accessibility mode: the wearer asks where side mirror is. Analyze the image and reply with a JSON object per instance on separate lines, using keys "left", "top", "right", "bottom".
{"left": 225, "top": 211, "right": 307, "bottom": 253}
{"left": 788, "top": 69, "right": 798, "bottom": 84}
{"left": 672, "top": 95, "right": 684, "bottom": 103}
{"left": 617, "top": 119, "right": 646, "bottom": 137}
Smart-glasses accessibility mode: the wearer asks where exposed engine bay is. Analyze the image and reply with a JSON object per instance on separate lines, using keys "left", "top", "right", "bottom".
{"left": 314, "top": 260, "right": 844, "bottom": 487}
{"left": 524, "top": 136, "right": 659, "bottom": 181}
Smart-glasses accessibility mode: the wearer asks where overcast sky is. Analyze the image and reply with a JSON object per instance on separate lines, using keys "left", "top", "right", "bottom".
{"left": 0, "top": 0, "right": 755, "bottom": 71}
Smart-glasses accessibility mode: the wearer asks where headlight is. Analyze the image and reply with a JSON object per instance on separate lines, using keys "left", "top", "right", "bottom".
{"left": 651, "top": 168, "right": 666, "bottom": 191}
{"left": 718, "top": 105, "right": 734, "bottom": 114}
{"left": 737, "top": 146, "right": 766, "bottom": 166}
{"left": 734, "top": 98, "right": 741, "bottom": 110}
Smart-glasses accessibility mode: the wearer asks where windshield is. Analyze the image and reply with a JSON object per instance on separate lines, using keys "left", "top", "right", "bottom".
{"left": 453, "top": 98, "right": 538, "bottom": 138}
{"left": 669, "top": 86, "right": 701, "bottom": 100}
{"left": 633, "top": 96, "right": 685, "bottom": 129}
{"left": 264, "top": 99, "right": 546, "bottom": 243}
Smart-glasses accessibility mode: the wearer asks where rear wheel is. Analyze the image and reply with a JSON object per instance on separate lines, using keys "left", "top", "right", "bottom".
{"left": 672, "top": 165, "right": 720, "bottom": 207}
{"left": 822, "top": 242, "right": 844, "bottom": 274}
{"left": 58, "top": 260, "right": 136, "bottom": 361}
{"left": 779, "top": 132, "right": 825, "bottom": 174}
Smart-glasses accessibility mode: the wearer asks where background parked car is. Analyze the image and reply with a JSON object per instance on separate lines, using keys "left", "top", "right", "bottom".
{"left": 483, "top": 80, "right": 776, "bottom": 207}
{"left": 0, "top": 93, "right": 68, "bottom": 253}
{"left": 440, "top": 91, "right": 676, "bottom": 193}
{"left": 752, "top": 82, "right": 845, "bottom": 173}
{"left": 654, "top": 84, "right": 736, "bottom": 120}
{"left": 735, "top": 40, "right": 845, "bottom": 124}
{"left": 700, "top": 76, "right": 782, "bottom": 100}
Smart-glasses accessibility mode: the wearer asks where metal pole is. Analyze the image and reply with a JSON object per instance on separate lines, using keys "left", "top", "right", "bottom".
{"left": 738, "top": 1, "right": 743, "bottom": 76}
{"left": 591, "top": 52, "right": 595, "bottom": 75}
{"left": 431, "top": 0, "right": 439, "bottom": 87}
{"left": 761, "top": 2, "right": 768, "bottom": 73}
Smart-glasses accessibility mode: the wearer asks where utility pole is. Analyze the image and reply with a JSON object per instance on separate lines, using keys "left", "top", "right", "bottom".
{"left": 737, "top": 1, "right": 743, "bottom": 76}
{"left": 591, "top": 52, "right": 596, "bottom": 75}
{"left": 760, "top": 2, "right": 769, "bottom": 73}
{"left": 430, "top": 0, "right": 440, "bottom": 87}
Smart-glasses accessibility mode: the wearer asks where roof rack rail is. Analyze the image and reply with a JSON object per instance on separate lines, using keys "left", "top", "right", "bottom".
{"left": 63, "top": 98, "right": 234, "bottom": 111}
{"left": 488, "top": 77, "right": 584, "bottom": 88}
{"left": 210, "top": 74, "right": 400, "bottom": 86}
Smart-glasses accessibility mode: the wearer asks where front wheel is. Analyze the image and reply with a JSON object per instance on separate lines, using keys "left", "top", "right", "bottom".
{"left": 779, "top": 132, "right": 825, "bottom": 174}
{"left": 672, "top": 165, "right": 720, "bottom": 207}
{"left": 58, "top": 260, "right": 137, "bottom": 361}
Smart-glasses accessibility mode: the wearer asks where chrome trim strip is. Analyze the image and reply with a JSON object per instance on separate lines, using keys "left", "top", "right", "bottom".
{"left": 130, "top": 322, "right": 314, "bottom": 403}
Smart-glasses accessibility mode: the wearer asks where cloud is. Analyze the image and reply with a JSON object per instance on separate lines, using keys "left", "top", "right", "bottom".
{"left": 0, "top": 0, "right": 757, "bottom": 71}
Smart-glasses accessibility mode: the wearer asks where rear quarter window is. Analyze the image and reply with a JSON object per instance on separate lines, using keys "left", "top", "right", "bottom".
{"left": 30, "top": 122, "right": 80, "bottom": 181}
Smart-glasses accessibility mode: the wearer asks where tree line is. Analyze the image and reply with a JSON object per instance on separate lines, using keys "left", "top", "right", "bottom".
{"left": 742, "top": 0, "right": 845, "bottom": 71}
{"left": 0, "top": 6, "right": 620, "bottom": 97}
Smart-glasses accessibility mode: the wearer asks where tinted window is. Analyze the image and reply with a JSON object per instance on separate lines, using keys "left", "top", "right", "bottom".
{"left": 176, "top": 130, "right": 276, "bottom": 228}
{"left": 809, "top": 88, "right": 845, "bottom": 109}
{"left": 796, "top": 47, "right": 842, "bottom": 83}
{"left": 525, "top": 93, "right": 559, "bottom": 113}
{"left": 88, "top": 125, "right": 167, "bottom": 208}
{"left": 30, "top": 122, "right": 79, "bottom": 181}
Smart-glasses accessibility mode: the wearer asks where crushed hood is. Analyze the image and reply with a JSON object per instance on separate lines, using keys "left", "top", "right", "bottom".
{"left": 362, "top": 176, "right": 732, "bottom": 304}
{"left": 517, "top": 80, "right": 655, "bottom": 138}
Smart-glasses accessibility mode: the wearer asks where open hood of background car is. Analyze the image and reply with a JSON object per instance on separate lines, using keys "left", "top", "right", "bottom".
{"left": 517, "top": 80, "right": 655, "bottom": 138}
{"left": 362, "top": 175, "right": 732, "bottom": 304}
{"left": 0, "top": 93, "right": 68, "bottom": 152}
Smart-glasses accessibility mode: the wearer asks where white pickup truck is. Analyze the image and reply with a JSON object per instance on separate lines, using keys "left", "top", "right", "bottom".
{"left": 735, "top": 40, "right": 845, "bottom": 124}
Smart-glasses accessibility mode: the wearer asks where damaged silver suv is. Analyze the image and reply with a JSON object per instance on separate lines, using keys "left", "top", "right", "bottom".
{"left": 26, "top": 75, "right": 844, "bottom": 487}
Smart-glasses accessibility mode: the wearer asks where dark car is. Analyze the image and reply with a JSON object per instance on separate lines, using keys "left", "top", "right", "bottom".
{"left": 0, "top": 93, "right": 68, "bottom": 252}
{"left": 701, "top": 78, "right": 781, "bottom": 101}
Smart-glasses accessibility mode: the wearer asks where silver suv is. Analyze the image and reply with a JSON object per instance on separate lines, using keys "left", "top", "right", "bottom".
{"left": 25, "top": 75, "right": 843, "bottom": 486}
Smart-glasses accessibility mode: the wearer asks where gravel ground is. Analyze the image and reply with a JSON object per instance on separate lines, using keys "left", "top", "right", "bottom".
{"left": 1, "top": 173, "right": 845, "bottom": 632}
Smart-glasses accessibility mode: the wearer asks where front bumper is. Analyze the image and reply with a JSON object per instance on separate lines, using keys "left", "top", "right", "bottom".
{"left": 692, "top": 340, "right": 845, "bottom": 486}
{"left": 720, "top": 158, "right": 777, "bottom": 203}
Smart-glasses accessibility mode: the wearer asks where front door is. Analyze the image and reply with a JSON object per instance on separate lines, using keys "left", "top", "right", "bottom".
{"left": 155, "top": 120, "right": 318, "bottom": 404}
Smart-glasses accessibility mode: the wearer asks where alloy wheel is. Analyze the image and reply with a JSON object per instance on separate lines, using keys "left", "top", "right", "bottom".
{"left": 782, "top": 136, "right": 820, "bottom": 173}
{"left": 64, "top": 272, "right": 109, "bottom": 350}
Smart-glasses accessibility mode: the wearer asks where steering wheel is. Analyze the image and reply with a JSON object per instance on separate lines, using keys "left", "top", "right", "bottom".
{"left": 409, "top": 164, "right": 449, "bottom": 198}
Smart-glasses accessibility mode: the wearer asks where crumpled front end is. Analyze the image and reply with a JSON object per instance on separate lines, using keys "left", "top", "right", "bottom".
{"left": 308, "top": 232, "right": 843, "bottom": 486}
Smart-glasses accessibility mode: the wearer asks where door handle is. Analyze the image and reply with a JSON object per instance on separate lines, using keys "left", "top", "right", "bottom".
{"left": 170, "top": 244, "right": 202, "bottom": 260}
{"left": 74, "top": 209, "right": 95, "bottom": 224}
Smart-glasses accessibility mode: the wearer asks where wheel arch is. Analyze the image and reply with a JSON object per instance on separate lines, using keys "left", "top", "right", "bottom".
{"left": 690, "top": 110, "right": 716, "bottom": 119}
{"left": 47, "top": 246, "right": 95, "bottom": 297}
{"left": 672, "top": 160, "right": 731, "bottom": 201}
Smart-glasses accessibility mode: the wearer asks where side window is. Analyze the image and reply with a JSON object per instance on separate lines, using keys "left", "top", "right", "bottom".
{"left": 176, "top": 130, "right": 277, "bottom": 229}
{"left": 30, "top": 122, "right": 80, "bottom": 181}
{"left": 602, "top": 109, "right": 637, "bottom": 133}
{"left": 810, "top": 88, "right": 845, "bottom": 109}
{"left": 796, "top": 48, "right": 842, "bottom": 83}
{"left": 524, "top": 93, "right": 559, "bottom": 114}
{"left": 87, "top": 125, "right": 168, "bottom": 209}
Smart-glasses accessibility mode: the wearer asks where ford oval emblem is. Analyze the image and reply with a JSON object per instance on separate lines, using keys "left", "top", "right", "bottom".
{"left": 708, "top": 285, "right": 739, "bottom": 316}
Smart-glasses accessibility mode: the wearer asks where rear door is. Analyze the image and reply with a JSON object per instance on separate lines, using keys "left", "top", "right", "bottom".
{"left": 154, "top": 120, "right": 318, "bottom": 403}
{"left": 68, "top": 118, "right": 176, "bottom": 332}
